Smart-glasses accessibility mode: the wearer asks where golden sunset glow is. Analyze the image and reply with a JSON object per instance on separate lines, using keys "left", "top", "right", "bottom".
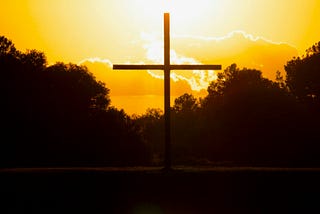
{"left": 131, "top": 0, "right": 218, "bottom": 28}
{"left": 1, "top": 0, "right": 320, "bottom": 114}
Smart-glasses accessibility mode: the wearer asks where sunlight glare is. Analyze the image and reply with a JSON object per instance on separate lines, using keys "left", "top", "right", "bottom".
{"left": 161, "top": 0, "right": 213, "bottom": 15}
{"left": 130, "top": 0, "right": 220, "bottom": 33}
{"left": 163, "top": 0, "right": 171, "bottom": 13}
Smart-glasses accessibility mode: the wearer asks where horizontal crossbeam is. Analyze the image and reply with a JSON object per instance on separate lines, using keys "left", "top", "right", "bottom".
{"left": 113, "top": 64, "right": 222, "bottom": 70}
{"left": 170, "top": 65, "right": 222, "bottom": 70}
{"left": 113, "top": 64, "right": 164, "bottom": 70}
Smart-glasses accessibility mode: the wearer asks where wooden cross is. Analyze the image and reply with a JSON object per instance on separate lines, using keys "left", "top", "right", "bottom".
{"left": 113, "top": 13, "right": 222, "bottom": 170}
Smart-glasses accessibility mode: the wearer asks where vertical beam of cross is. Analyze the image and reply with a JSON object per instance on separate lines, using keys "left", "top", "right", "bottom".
{"left": 113, "top": 13, "right": 222, "bottom": 170}
{"left": 164, "top": 13, "right": 171, "bottom": 170}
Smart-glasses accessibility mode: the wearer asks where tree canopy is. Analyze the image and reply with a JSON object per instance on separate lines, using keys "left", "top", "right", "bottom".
{"left": 0, "top": 36, "right": 148, "bottom": 167}
{"left": 1, "top": 35, "right": 320, "bottom": 167}
{"left": 285, "top": 41, "right": 320, "bottom": 105}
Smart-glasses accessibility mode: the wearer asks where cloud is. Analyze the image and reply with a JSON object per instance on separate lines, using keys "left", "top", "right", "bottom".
{"left": 79, "top": 56, "right": 194, "bottom": 115}
{"left": 136, "top": 30, "right": 298, "bottom": 92}
{"left": 78, "top": 57, "right": 113, "bottom": 67}
{"left": 79, "top": 57, "right": 193, "bottom": 97}
{"left": 79, "top": 31, "right": 299, "bottom": 95}
{"left": 169, "top": 31, "right": 298, "bottom": 80}
{"left": 174, "top": 30, "right": 294, "bottom": 46}
{"left": 141, "top": 32, "right": 218, "bottom": 92}
{"left": 78, "top": 31, "right": 299, "bottom": 114}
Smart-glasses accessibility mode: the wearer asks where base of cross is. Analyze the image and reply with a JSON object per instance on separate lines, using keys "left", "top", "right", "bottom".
{"left": 161, "top": 167, "right": 178, "bottom": 174}
{"left": 161, "top": 166, "right": 173, "bottom": 172}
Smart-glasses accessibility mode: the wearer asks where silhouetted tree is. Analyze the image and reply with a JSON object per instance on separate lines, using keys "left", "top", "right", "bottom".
{"left": 200, "top": 64, "right": 313, "bottom": 166}
{"left": 171, "top": 94, "right": 204, "bottom": 164}
{"left": 285, "top": 41, "right": 320, "bottom": 105}
{"left": 0, "top": 36, "right": 17, "bottom": 57}
{"left": 134, "top": 108, "right": 164, "bottom": 165}
{"left": 0, "top": 36, "right": 149, "bottom": 167}
{"left": 173, "top": 93, "right": 199, "bottom": 113}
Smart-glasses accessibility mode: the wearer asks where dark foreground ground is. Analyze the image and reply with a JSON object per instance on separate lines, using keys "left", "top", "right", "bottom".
{"left": 1, "top": 167, "right": 320, "bottom": 214}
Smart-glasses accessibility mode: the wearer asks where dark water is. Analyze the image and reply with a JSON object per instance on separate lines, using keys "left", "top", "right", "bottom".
{"left": 1, "top": 167, "right": 320, "bottom": 213}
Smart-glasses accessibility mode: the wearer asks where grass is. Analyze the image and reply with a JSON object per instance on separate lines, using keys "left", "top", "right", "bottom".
{"left": 1, "top": 166, "right": 320, "bottom": 213}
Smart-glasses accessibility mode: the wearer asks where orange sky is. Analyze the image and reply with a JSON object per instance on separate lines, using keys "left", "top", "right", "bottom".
{"left": 1, "top": 0, "right": 320, "bottom": 115}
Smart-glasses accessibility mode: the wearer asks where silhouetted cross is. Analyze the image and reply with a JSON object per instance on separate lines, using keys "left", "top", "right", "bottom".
{"left": 113, "top": 13, "right": 222, "bottom": 170}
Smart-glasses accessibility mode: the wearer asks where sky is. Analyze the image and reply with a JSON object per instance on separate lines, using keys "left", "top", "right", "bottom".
{"left": 1, "top": 0, "right": 320, "bottom": 115}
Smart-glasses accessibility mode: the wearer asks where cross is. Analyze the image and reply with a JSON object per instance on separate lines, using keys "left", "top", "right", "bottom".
{"left": 113, "top": 13, "right": 222, "bottom": 170}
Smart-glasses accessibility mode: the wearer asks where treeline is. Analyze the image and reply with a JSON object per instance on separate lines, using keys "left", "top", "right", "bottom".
{"left": 1, "top": 35, "right": 320, "bottom": 167}
{"left": 135, "top": 41, "right": 320, "bottom": 167}
{"left": 0, "top": 36, "right": 149, "bottom": 167}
